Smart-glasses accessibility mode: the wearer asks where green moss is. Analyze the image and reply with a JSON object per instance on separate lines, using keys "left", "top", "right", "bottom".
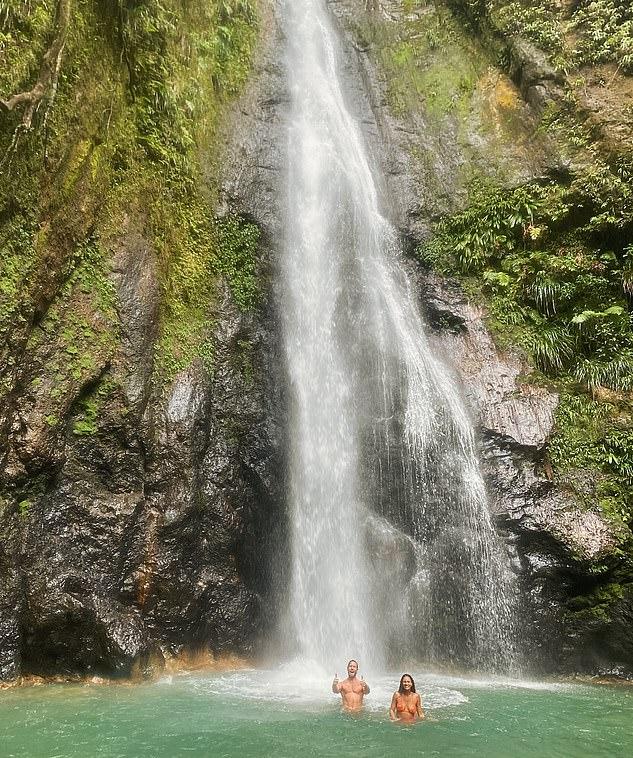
{"left": 567, "top": 582, "right": 625, "bottom": 612}
{"left": 1, "top": 0, "right": 261, "bottom": 402}
{"left": 214, "top": 215, "right": 261, "bottom": 311}
{"left": 17, "top": 499, "right": 32, "bottom": 516}
{"left": 71, "top": 375, "right": 117, "bottom": 436}
{"left": 0, "top": 1, "right": 128, "bottom": 393}
{"left": 152, "top": 209, "right": 261, "bottom": 382}
{"left": 0, "top": 0, "right": 55, "bottom": 96}
{"left": 565, "top": 581, "right": 633, "bottom": 626}
{"left": 235, "top": 338, "right": 255, "bottom": 387}
{"left": 27, "top": 236, "right": 120, "bottom": 390}
{"left": 0, "top": 215, "right": 37, "bottom": 340}
{"left": 358, "top": 3, "right": 482, "bottom": 120}
{"left": 110, "top": 0, "right": 260, "bottom": 384}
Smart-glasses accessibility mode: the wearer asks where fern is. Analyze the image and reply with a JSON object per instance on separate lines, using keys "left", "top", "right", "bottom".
{"left": 573, "top": 353, "right": 633, "bottom": 391}
{"left": 524, "top": 325, "right": 576, "bottom": 373}
{"left": 528, "top": 271, "right": 559, "bottom": 315}
{"left": 623, "top": 245, "right": 633, "bottom": 297}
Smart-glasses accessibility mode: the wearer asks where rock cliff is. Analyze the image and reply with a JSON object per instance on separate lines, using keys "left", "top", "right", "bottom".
{"left": 1, "top": 0, "right": 632, "bottom": 681}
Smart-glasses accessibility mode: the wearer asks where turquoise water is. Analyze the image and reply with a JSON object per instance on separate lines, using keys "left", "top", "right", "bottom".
{"left": 1, "top": 669, "right": 631, "bottom": 757}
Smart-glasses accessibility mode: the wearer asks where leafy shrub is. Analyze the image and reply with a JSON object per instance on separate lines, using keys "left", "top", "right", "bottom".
{"left": 493, "top": 1, "right": 564, "bottom": 55}
{"left": 570, "top": 0, "right": 633, "bottom": 72}
{"left": 418, "top": 166, "right": 633, "bottom": 392}
{"left": 454, "top": 0, "right": 633, "bottom": 72}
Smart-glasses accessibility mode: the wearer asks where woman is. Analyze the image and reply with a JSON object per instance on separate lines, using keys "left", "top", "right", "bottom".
{"left": 389, "top": 674, "right": 425, "bottom": 723}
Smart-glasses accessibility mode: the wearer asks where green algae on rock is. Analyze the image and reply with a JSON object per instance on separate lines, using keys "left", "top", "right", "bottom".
{"left": 0, "top": 0, "right": 283, "bottom": 684}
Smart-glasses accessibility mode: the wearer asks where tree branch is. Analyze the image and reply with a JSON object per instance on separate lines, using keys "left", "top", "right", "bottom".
{"left": 0, "top": 0, "right": 72, "bottom": 128}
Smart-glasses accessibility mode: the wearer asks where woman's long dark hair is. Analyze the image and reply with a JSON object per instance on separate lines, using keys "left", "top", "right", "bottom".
{"left": 398, "top": 674, "right": 416, "bottom": 694}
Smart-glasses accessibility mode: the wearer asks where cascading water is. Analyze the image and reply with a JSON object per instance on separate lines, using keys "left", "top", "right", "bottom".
{"left": 279, "top": 0, "right": 519, "bottom": 673}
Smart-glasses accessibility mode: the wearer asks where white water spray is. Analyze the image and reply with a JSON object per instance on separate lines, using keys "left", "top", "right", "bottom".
{"left": 279, "top": 0, "right": 518, "bottom": 673}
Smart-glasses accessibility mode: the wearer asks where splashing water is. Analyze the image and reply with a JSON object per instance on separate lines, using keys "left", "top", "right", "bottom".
{"left": 279, "top": 0, "right": 518, "bottom": 673}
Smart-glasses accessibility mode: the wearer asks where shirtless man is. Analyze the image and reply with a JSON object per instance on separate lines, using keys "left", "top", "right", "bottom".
{"left": 331, "top": 659, "right": 370, "bottom": 711}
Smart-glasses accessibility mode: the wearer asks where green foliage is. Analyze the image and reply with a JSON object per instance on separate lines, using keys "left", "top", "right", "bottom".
{"left": 119, "top": 0, "right": 257, "bottom": 180}
{"left": 0, "top": 0, "right": 54, "bottom": 95}
{"left": 17, "top": 498, "right": 31, "bottom": 516}
{"left": 214, "top": 215, "right": 260, "bottom": 311}
{"left": 599, "top": 429, "right": 633, "bottom": 483}
{"left": 523, "top": 325, "right": 576, "bottom": 373}
{"left": 213, "top": 0, "right": 257, "bottom": 93}
{"left": 419, "top": 168, "right": 633, "bottom": 393}
{"left": 492, "top": 1, "right": 564, "bottom": 57}
{"left": 573, "top": 354, "right": 633, "bottom": 393}
{"left": 72, "top": 376, "right": 116, "bottom": 436}
{"left": 360, "top": 2, "right": 482, "bottom": 120}
{"left": 549, "top": 393, "right": 629, "bottom": 475}
{"left": 421, "top": 179, "right": 568, "bottom": 273}
{"left": 549, "top": 392, "right": 633, "bottom": 528}
{"left": 570, "top": 0, "right": 633, "bottom": 73}
{"left": 454, "top": 0, "right": 633, "bottom": 72}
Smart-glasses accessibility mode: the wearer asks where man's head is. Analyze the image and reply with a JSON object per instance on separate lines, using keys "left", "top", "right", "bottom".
{"left": 347, "top": 659, "right": 358, "bottom": 677}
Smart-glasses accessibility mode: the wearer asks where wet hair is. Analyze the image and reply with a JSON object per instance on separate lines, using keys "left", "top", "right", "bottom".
{"left": 398, "top": 674, "right": 416, "bottom": 694}
{"left": 347, "top": 659, "right": 358, "bottom": 668}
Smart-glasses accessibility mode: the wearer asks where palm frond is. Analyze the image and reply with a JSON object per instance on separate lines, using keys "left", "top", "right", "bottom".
{"left": 527, "top": 271, "right": 560, "bottom": 315}
{"left": 524, "top": 325, "right": 576, "bottom": 373}
{"left": 573, "top": 353, "right": 633, "bottom": 391}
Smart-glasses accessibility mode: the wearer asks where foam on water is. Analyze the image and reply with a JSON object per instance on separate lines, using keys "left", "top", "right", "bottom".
{"left": 182, "top": 665, "right": 469, "bottom": 712}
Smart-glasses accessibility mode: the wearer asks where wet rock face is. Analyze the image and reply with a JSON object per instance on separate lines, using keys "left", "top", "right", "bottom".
{"left": 0, "top": 0, "right": 289, "bottom": 684}
{"left": 0, "top": 9, "right": 288, "bottom": 680}
{"left": 1, "top": 0, "right": 629, "bottom": 683}
{"left": 0, "top": 232, "right": 284, "bottom": 681}
{"left": 416, "top": 264, "right": 632, "bottom": 674}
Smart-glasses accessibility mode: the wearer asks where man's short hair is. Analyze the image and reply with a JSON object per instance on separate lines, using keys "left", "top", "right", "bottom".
{"left": 347, "top": 659, "right": 358, "bottom": 667}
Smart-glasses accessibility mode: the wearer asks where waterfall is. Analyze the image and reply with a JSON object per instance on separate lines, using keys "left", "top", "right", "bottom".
{"left": 279, "top": 0, "right": 518, "bottom": 673}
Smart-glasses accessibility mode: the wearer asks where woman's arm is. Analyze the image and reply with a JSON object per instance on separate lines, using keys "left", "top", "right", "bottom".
{"left": 416, "top": 694, "right": 425, "bottom": 720}
{"left": 389, "top": 693, "right": 399, "bottom": 721}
